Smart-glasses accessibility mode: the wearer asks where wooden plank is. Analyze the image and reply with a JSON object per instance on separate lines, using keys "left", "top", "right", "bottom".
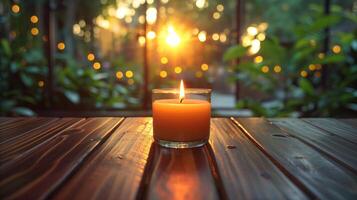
{"left": 209, "top": 118, "right": 308, "bottom": 199}
{"left": 270, "top": 118, "right": 357, "bottom": 172}
{"left": 0, "top": 118, "right": 24, "bottom": 126}
{"left": 338, "top": 119, "right": 357, "bottom": 129}
{"left": 0, "top": 118, "right": 83, "bottom": 164}
{"left": 234, "top": 118, "right": 357, "bottom": 200}
{"left": 143, "top": 144, "right": 220, "bottom": 200}
{"left": 0, "top": 117, "right": 124, "bottom": 199}
{"left": 52, "top": 118, "right": 152, "bottom": 200}
{"left": 0, "top": 118, "right": 58, "bottom": 142}
{"left": 303, "top": 118, "right": 357, "bottom": 144}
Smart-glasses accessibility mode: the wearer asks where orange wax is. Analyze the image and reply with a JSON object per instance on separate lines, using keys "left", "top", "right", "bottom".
{"left": 153, "top": 99, "right": 211, "bottom": 142}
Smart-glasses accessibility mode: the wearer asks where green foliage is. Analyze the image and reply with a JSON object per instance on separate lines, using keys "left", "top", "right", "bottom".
{"left": 224, "top": 4, "right": 357, "bottom": 117}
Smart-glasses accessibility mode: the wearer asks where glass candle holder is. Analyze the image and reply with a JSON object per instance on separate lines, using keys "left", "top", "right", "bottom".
{"left": 152, "top": 88, "right": 211, "bottom": 148}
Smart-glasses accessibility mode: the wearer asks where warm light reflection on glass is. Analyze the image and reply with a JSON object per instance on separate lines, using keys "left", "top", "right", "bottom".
{"left": 166, "top": 26, "right": 180, "bottom": 47}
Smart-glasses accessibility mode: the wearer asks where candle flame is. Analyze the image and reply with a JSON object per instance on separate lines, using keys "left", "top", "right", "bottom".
{"left": 179, "top": 80, "right": 185, "bottom": 103}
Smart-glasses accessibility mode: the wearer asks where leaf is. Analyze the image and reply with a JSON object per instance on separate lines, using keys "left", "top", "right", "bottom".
{"left": 20, "top": 73, "right": 33, "bottom": 86}
{"left": 64, "top": 90, "right": 80, "bottom": 104}
{"left": 223, "top": 45, "right": 247, "bottom": 62}
{"left": 299, "top": 78, "right": 314, "bottom": 96}
{"left": 314, "top": 54, "right": 345, "bottom": 64}
{"left": 13, "top": 107, "right": 35, "bottom": 116}
{"left": 1, "top": 39, "right": 11, "bottom": 56}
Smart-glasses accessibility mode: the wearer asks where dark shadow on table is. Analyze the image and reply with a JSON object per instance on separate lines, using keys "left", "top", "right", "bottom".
{"left": 137, "top": 143, "right": 227, "bottom": 200}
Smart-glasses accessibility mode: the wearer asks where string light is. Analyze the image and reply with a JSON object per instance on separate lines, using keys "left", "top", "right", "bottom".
{"left": 217, "top": 4, "right": 224, "bottom": 12}
{"left": 11, "top": 4, "right": 20, "bottom": 13}
{"left": 273, "top": 65, "right": 282, "bottom": 73}
{"left": 128, "top": 79, "right": 134, "bottom": 85}
{"left": 31, "top": 28, "right": 39, "bottom": 36}
{"left": 87, "top": 53, "right": 95, "bottom": 61}
{"left": 198, "top": 31, "right": 206, "bottom": 42}
{"left": 30, "top": 15, "right": 39, "bottom": 23}
{"left": 257, "top": 33, "right": 266, "bottom": 41}
{"left": 332, "top": 45, "right": 341, "bottom": 54}
{"left": 201, "top": 63, "right": 209, "bottom": 71}
{"left": 247, "top": 26, "right": 258, "bottom": 36}
{"left": 212, "top": 33, "right": 219, "bottom": 41}
{"left": 174, "top": 66, "right": 182, "bottom": 74}
{"left": 57, "top": 42, "right": 65, "bottom": 50}
{"left": 147, "top": 31, "right": 156, "bottom": 40}
{"left": 160, "top": 57, "right": 168, "bottom": 64}
{"left": 160, "top": 70, "right": 168, "bottom": 78}
{"left": 261, "top": 65, "right": 269, "bottom": 73}
{"left": 125, "top": 70, "right": 134, "bottom": 78}
{"left": 146, "top": 7, "right": 157, "bottom": 24}
{"left": 318, "top": 53, "right": 325, "bottom": 59}
{"left": 300, "top": 70, "right": 308, "bottom": 77}
{"left": 138, "top": 36, "right": 146, "bottom": 46}
{"left": 249, "top": 39, "right": 260, "bottom": 55}
{"left": 196, "top": 0, "right": 205, "bottom": 9}
{"left": 93, "top": 62, "right": 101, "bottom": 70}
{"left": 308, "top": 64, "right": 316, "bottom": 71}
{"left": 254, "top": 56, "right": 263, "bottom": 63}
{"left": 116, "top": 71, "right": 124, "bottom": 79}
{"left": 219, "top": 33, "right": 227, "bottom": 42}
{"left": 38, "top": 80, "right": 44, "bottom": 87}
{"left": 213, "top": 12, "right": 220, "bottom": 19}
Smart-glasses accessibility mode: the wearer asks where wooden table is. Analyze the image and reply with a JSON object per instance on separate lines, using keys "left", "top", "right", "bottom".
{"left": 0, "top": 117, "right": 356, "bottom": 200}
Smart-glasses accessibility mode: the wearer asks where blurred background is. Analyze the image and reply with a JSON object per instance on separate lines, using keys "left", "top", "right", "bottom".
{"left": 0, "top": 0, "right": 356, "bottom": 117}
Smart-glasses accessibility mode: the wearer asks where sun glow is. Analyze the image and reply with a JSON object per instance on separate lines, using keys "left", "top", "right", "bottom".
{"left": 166, "top": 26, "right": 181, "bottom": 47}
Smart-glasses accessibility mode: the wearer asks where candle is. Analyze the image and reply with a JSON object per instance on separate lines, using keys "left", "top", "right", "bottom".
{"left": 152, "top": 80, "right": 211, "bottom": 148}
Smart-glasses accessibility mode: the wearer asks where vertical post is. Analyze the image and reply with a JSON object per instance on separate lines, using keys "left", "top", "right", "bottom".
{"left": 142, "top": 1, "right": 149, "bottom": 110}
{"left": 235, "top": 0, "right": 244, "bottom": 101}
{"left": 44, "top": 0, "right": 56, "bottom": 108}
{"left": 321, "top": 0, "right": 330, "bottom": 88}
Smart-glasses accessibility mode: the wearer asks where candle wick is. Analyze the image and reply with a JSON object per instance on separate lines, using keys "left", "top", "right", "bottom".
{"left": 180, "top": 98, "right": 184, "bottom": 103}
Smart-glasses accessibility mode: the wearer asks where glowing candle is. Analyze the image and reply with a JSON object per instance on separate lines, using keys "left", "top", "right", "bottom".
{"left": 152, "top": 80, "right": 211, "bottom": 148}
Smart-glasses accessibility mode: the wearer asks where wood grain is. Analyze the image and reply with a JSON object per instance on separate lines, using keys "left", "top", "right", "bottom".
{"left": 209, "top": 118, "right": 308, "bottom": 200}
{"left": 0, "top": 117, "right": 124, "bottom": 199}
{"left": 143, "top": 144, "right": 220, "bottom": 200}
{"left": 270, "top": 118, "right": 357, "bottom": 172}
{"left": 303, "top": 118, "right": 357, "bottom": 144}
{"left": 53, "top": 117, "right": 153, "bottom": 200}
{"left": 234, "top": 118, "right": 357, "bottom": 200}
{"left": 338, "top": 119, "right": 357, "bottom": 129}
{"left": 0, "top": 118, "right": 58, "bottom": 142}
{"left": 0, "top": 118, "right": 83, "bottom": 164}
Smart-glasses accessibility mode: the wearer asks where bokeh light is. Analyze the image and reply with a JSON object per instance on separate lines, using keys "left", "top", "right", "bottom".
{"left": 57, "top": 42, "right": 65, "bottom": 50}
{"left": 126, "top": 70, "right": 134, "bottom": 78}
{"left": 30, "top": 15, "right": 39, "bottom": 23}
{"left": 201, "top": 64, "right": 209, "bottom": 71}
{"left": 93, "top": 62, "right": 101, "bottom": 70}
{"left": 174, "top": 66, "right": 182, "bottom": 74}
{"left": 160, "top": 70, "right": 168, "bottom": 78}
